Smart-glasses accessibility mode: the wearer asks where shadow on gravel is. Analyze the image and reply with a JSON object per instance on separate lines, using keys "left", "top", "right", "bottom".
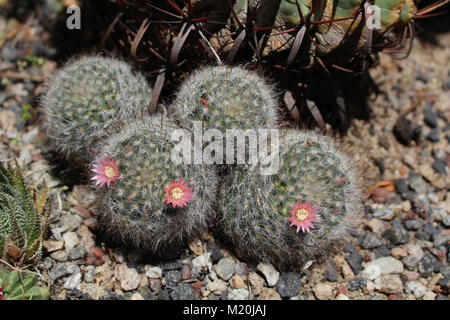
{"left": 40, "top": 146, "right": 86, "bottom": 190}
{"left": 415, "top": 2, "right": 450, "bottom": 45}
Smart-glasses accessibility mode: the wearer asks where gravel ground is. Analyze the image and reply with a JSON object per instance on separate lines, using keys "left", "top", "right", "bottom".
{"left": 0, "top": 10, "right": 448, "bottom": 300}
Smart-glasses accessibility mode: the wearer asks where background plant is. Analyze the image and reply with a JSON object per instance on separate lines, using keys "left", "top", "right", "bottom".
{"left": 0, "top": 161, "right": 49, "bottom": 265}
{"left": 85, "top": 0, "right": 447, "bottom": 131}
{"left": 0, "top": 268, "right": 50, "bottom": 300}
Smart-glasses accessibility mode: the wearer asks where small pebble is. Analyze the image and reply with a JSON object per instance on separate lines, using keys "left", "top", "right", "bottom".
{"left": 228, "top": 288, "right": 249, "bottom": 300}
{"left": 115, "top": 264, "right": 140, "bottom": 292}
{"left": 248, "top": 272, "right": 265, "bottom": 295}
{"left": 362, "top": 256, "right": 404, "bottom": 278}
{"left": 376, "top": 275, "right": 403, "bottom": 294}
{"left": 348, "top": 278, "right": 367, "bottom": 291}
{"left": 427, "top": 128, "right": 440, "bottom": 142}
{"left": 360, "top": 232, "right": 384, "bottom": 249}
{"left": 165, "top": 270, "right": 181, "bottom": 288}
{"left": 431, "top": 159, "right": 447, "bottom": 174}
{"left": 258, "top": 288, "right": 281, "bottom": 300}
{"left": 313, "top": 282, "right": 334, "bottom": 300}
{"left": 231, "top": 275, "right": 246, "bottom": 289}
{"left": 257, "top": 263, "right": 280, "bottom": 287}
{"left": 404, "top": 219, "right": 421, "bottom": 231}
{"left": 404, "top": 281, "right": 427, "bottom": 299}
{"left": 345, "top": 253, "right": 364, "bottom": 275}
{"left": 418, "top": 253, "right": 438, "bottom": 277}
{"left": 324, "top": 263, "right": 338, "bottom": 282}
{"left": 145, "top": 266, "right": 163, "bottom": 279}
{"left": 402, "top": 256, "right": 419, "bottom": 271}
{"left": 215, "top": 258, "right": 235, "bottom": 281}
{"left": 276, "top": 273, "right": 301, "bottom": 298}
{"left": 424, "top": 107, "right": 438, "bottom": 128}
{"left": 171, "top": 284, "right": 196, "bottom": 300}
{"left": 383, "top": 226, "right": 410, "bottom": 245}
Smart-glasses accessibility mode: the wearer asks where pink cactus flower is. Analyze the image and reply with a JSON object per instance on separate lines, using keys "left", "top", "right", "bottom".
{"left": 164, "top": 178, "right": 193, "bottom": 208}
{"left": 91, "top": 156, "right": 120, "bottom": 188}
{"left": 288, "top": 199, "right": 319, "bottom": 233}
{"left": 201, "top": 98, "right": 209, "bottom": 107}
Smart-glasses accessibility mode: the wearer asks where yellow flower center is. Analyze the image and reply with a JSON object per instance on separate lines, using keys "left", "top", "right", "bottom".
{"left": 169, "top": 187, "right": 184, "bottom": 201}
{"left": 104, "top": 166, "right": 116, "bottom": 179}
{"left": 295, "top": 209, "right": 309, "bottom": 221}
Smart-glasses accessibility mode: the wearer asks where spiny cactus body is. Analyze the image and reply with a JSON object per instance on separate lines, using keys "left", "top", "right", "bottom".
{"left": 171, "top": 65, "right": 279, "bottom": 132}
{"left": 269, "top": 0, "right": 416, "bottom": 57}
{"left": 212, "top": 0, "right": 417, "bottom": 58}
{"left": 42, "top": 55, "right": 152, "bottom": 161}
{"left": 0, "top": 162, "right": 49, "bottom": 264}
{"left": 94, "top": 114, "right": 218, "bottom": 254}
{"left": 219, "top": 129, "right": 363, "bottom": 267}
{"left": 0, "top": 269, "right": 50, "bottom": 300}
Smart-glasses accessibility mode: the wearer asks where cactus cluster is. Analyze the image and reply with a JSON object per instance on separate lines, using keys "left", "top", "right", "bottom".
{"left": 0, "top": 162, "right": 49, "bottom": 264}
{"left": 0, "top": 269, "right": 50, "bottom": 300}
{"left": 219, "top": 129, "right": 363, "bottom": 267}
{"left": 94, "top": 114, "right": 218, "bottom": 253}
{"left": 43, "top": 56, "right": 362, "bottom": 267}
{"left": 42, "top": 56, "right": 152, "bottom": 161}
{"left": 171, "top": 65, "right": 279, "bottom": 131}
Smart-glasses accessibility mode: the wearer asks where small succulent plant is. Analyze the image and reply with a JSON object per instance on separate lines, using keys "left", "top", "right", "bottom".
{"left": 0, "top": 269, "right": 50, "bottom": 300}
{"left": 171, "top": 65, "right": 280, "bottom": 132}
{"left": 92, "top": 113, "right": 218, "bottom": 254}
{"left": 0, "top": 161, "right": 49, "bottom": 264}
{"left": 42, "top": 55, "right": 152, "bottom": 161}
{"left": 219, "top": 129, "right": 363, "bottom": 267}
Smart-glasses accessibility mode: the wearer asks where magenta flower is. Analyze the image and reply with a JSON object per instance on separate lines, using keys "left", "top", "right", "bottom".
{"left": 201, "top": 98, "right": 209, "bottom": 107}
{"left": 164, "top": 178, "right": 193, "bottom": 208}
{"left": 91, "top": 156, "right": 120, "bottom": 188}
{"left": 288, "top": 199, "right": 319, "bottom": 233}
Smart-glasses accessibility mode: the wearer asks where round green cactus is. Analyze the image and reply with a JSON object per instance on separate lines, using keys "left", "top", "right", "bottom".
{"left": 92, "top": 113, "right": 218, "bottom": 254}
{"left": 171, "top": 65, "right": 280, "bottom": 132}
{"left": 0, "top": 269, "right": 50, "bottom": 300}
{"left": 219, "top": 129, "right": 363, "bottom": 267}
{"left": 42, "top": 55, "right": 152, "bottom": 161}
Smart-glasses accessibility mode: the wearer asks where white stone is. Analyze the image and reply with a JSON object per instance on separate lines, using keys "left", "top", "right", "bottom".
{"left": 144, "top": 266, "right": 163, "bottom": 279}
{"left": 63, "top": 272, "right": 82, "bottom": 290}
{"left": 192, "top": 253, "right": 212, "bottom": 276}
{"left": 206, "top": 280, "right": 227, "bottom": 294}
{"left": 115, "top": 264, "right": 140, "bottom": 291}
{"left": 362, "top": 257, "right": 404, "bottom": 279}
{"left": 423, "top": 291, "right": 436, "bottom": 300}
{"left": 313, "top": 283, "right": 334, "bottom": 300}
{"left": 228, "top": 288, "right": 249, "bottom": 300}
{"left": 62, "top": 232, "right": 79, "bottom": 249}
{"left": 375, "top": 275, "right": 403, "bottom": 294}
{"left": 404, "top": 281, "right": 427, "bottom": 299}
{"left": 256, "top": 263, "right": 280, "bottom": 287}
{"left": 131, "top": 293, "right": 144, "bottom": 300}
